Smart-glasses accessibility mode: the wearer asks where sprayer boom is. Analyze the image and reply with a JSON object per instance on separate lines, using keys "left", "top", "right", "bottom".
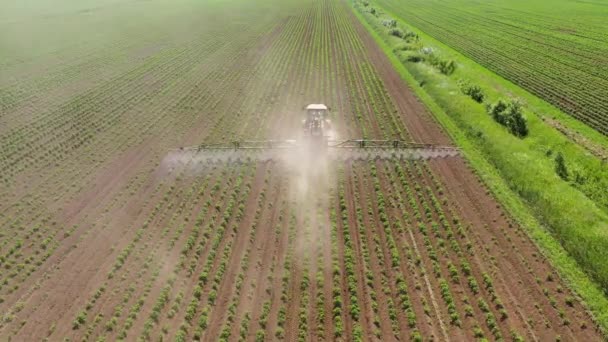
{"left": 169, "top": 139, "right": 459, "bottom": 163}
{"left": 167, "top": 104, "right": 459, "bottom": 164}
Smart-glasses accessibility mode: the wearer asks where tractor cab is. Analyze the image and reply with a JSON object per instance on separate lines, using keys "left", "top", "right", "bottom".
{"left": 306, "top": 104, "right": 329, "bottom": 121}
{"left": 302, "top": 104, "right": 332, "bottom": 146}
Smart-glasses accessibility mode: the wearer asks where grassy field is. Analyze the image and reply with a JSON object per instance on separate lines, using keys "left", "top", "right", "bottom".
{"left": 0, "top": 0, "right": 606, "bottom": 340}
{"left": 365, "top": 0, "right": 608, "bottom": 135}
{"left": 350, "top": 0, "right": 608, "bottom": 331}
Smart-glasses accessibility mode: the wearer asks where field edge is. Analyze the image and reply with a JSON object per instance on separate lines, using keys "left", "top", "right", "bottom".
{"left": 346, "top": 0, "right": 608, "bottom": 334}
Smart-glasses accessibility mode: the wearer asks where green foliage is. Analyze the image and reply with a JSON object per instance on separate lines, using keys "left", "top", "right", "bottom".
{"left": 389, "top": 28, "right": 404, "bottom": 38}
{"left": 407, "top": 55, "right": 423, "bottom": 63}
{"left": 72, "top": 311, "right": 87, "bottom": 330}
{"left": 555, "top": 152, "right": 569, "bottom": 181}
{"left": 411, "top": 329, "right": 423, "bottom": 342}
{"left": 438, "top": 59, "right": 456, "bottom": 75}
{"left": 350, "top": 1, "right": 608, "bottom": 333}
{"left": 511, "top": 330, "right": 525, "bottom": 342}
{"left": 424, "top": 52, "right": 457, "bottom": 75}
{"left": 459, "top": 80, "right": 485, "bottom": 103}
{"left": 381, "top": 19, "right": 397, "bottom": 28}
{"left": 255, "top": 329, "right": 265, "bottom": 342}
{"left": 486, "top": 99, "right": 528, "bottom": 137}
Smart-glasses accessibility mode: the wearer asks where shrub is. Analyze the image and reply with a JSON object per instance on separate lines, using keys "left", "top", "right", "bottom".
{"left": 382, "top": 19, "right": 397, "bottom": 28}
{"left": 459, "top": 80, "right": 485, "bottom": 103}
{"left": 507, "top": 101, "right": 529, "bottom": 137}
{"left": 403, "top": 31, "right": 419, "bottom": 41}
{"left": 486, "top": 99, "right": 529, "bottom": 137}
{"left": 389, "top": 28, "right": 404, "bottom": 38}
{"left": 488, "top": 99, "right": 509, "bottom": 124}
{"left": 425, "top": 52, "right": 456, "bottom": 75}
{"left": 555, "top": 152, "right": 569, "bottom": 180}
{"left": 407, "top": 55, "right": 423, "bottom": 63}
{"left": 438, "top": 60, "right": 456, "bottom": 75}
{"left": 394, "top": 43, "right": 416, "bottom": 51}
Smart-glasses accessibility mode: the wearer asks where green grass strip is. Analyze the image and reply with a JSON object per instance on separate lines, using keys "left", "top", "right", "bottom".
{"left": 348, "top": 0, "right": 608, "bottom": 334}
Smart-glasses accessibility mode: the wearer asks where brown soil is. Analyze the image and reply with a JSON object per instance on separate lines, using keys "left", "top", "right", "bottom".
{"left": 0, "top": 0, "right": 603, "bottom": 341}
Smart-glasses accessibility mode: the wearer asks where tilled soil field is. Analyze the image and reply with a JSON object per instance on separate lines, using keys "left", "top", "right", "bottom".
{"left": 0, "top": 0, "right": 602, "bottom": 340}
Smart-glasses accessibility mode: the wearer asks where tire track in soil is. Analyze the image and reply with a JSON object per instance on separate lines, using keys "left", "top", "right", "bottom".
{"left": 327, "top": 1, "right": 356, "bottom": 139}
{"left": 397, "top": 159, "right": 492, "bottom": 340}
{"left": 94, "top": 165, "right": 222, "bottom": 340}
{"left": 0, "top": 26, "right": 274, "bottom": 321}
{"left": 203, "top": 164, "right": 281, "bottom": 341}
{"left": 306, "top": 204, "right": 320, "bottom": 341}
{"left": 383, "top": 161, "right": 453, "bottom": 341}
{"left": 172, "top": 164, "right": 261, "bottom": 341}
{"left": 430, "top": 158, "right": 602, "bottom": 340}
{"left": 144, "top": 168, "right": 240, "bottom": 339}
{"left": 342, "top": 0, "right": 595, "bottom": 336}
{"left": 228, "top": 170, "right": 285, "bottom": 340}
{"left": 260, "top": 191, "right": 290, "bottom": 339}
{"left": 0, "top": 147, "right": 170, "bottom": 339}
{"left": 342, "top": 0, "right": 450, "bottom": 146}
{"left": 414, "top": 161, "right": 540, "bottom": 341}
{"left": 342, "top": 162, "right": 375, "bottom": 340}
{"left": 343, "top": 0, "right": 601, "bottom": 339}
{"left": 192, "top": 162, "right": 271, "bottom": 341}
{"left": 246, "top": 194, "right": 286, "bottom": 339}
{"left": 375, "top": 161, "right": 446, "bottom": 340}
{"left": 336, "top": 24, "right": 383, "bottom": 139}
{"left": 320, "top": 179, "right": 337, "bottom": 340}
{"left": 350, "top": 163, "right": 398, "bottom": 339}
{"left": 90, "top": 168, "right": 221, "bottom": 340}
{"left": 400, "top": 160, "right": 511, "bottom": 340}
{"left": 305, "top": 216, "right": 321, "bottom": 340}
{"left": 283, "top": 192, "right": 308, "bottom": 341}
{"left": 331, "top": 183, "right": 351, "bottom": 342}
{"left": 306, "top": 180, "right": 334, "bottom": 341}
{"left": 360, "top": 162, "right": 413, "bottom": 339}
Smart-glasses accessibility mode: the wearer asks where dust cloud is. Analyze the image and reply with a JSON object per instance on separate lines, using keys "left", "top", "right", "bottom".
{"left": 283, "top": 144, "right": 334, "bottom": 261}
{"left": 157, "top": 113, "right": 341, "bottom": 261}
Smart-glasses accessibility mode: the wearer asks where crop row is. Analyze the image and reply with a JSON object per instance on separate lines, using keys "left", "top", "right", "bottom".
{"left": 374, "top": 0, "right": 608, "bottom": 134}
{"left": 0, "top": 6, "right": 288, "bottom": 318}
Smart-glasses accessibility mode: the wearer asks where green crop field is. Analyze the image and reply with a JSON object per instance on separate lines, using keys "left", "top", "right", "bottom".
{"left": 352, "top": 0, "right": 608, "bottom": 332}
{"left": 369, "top": 0, "right": 608, "bottom": 134}
{"left": 1, "top": 0, "right": 608, "bottom": 340}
